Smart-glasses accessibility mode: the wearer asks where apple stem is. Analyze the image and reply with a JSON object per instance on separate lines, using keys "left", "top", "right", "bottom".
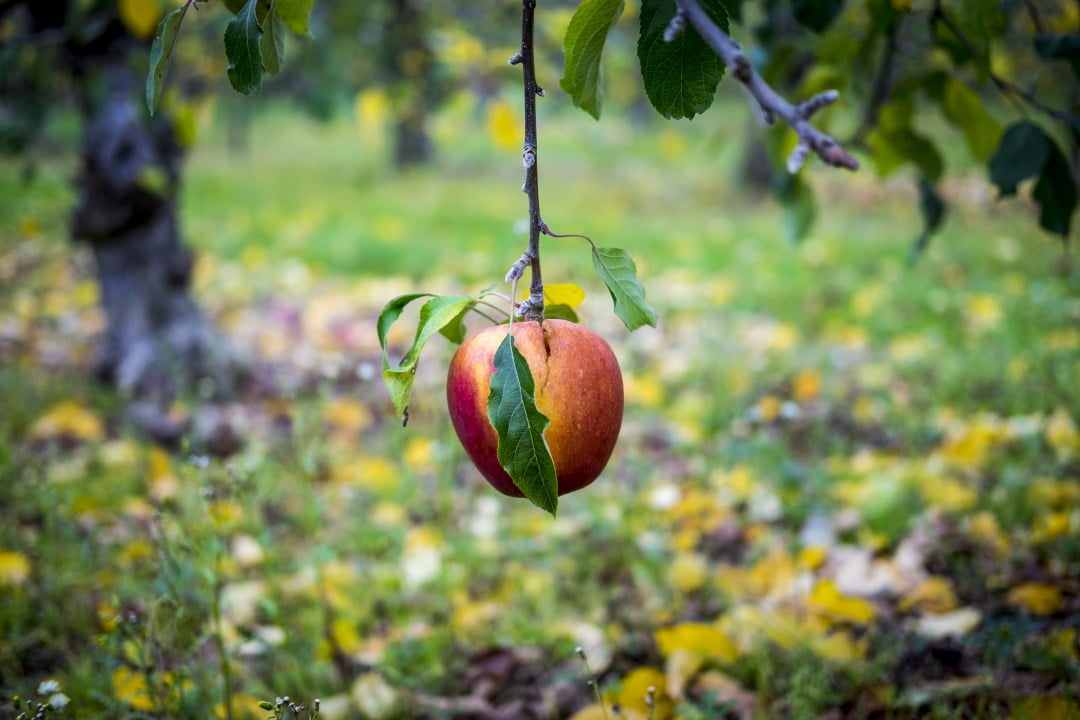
{"left": 506, "top": 0, "right": 545, "bottom": 323}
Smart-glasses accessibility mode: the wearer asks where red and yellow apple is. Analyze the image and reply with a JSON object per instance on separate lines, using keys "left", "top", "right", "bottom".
{"left": 446, "top": 319, "right": 623, "bottom": 497}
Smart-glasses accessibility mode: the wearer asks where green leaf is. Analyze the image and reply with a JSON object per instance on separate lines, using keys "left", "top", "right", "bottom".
{"left": 940, "top": 78, "right": 1001, "bottom": 163}
{"left": 1033, "top": 142, "right": 1077, "bottom": 238}
{"left": 909, "top": 176, "right": 946, "bottom": 264}
{"left": 377, "top": 293, "right": 434, "bottom": 358}
{"left": 382, "top": 295, "right": 476, "bottom": 419}
{"left": 260, "top": 10, "right": 284, "bottom": 76}
{"left": 939, "top": 0, "right": 1005, "bottom": 83}
{"left": 224, "top": 0, "right": 264, "bottom": 95}
{"left": 866, "top": 126, "right": 943, "bottom": 181}
{"left": 1035, "top": 33, "right": 1080, "bottom": 77}
{"left": 274, "top": 0, "right": 315, "bottom": 36}
{"left": 487, "top": 335, "right": 558, "bottom": 515}
{"left": 792, "top": 0, "right": 845, "bottom": 34}
{"left": 775, "top": 174, "right": 815, "bottom": 244}
{"left": 146, "top": 6, "right": 187, "bottom": 115}
{"left": 637, "top": 0, "right": 728, "bottom": 120}
{"left": 988, "top": 121, "right": 1051, "bottom": 196}
{"left": 543, "top": 304, "right": 579, "bottom": 323}
{"left": 438, "top": 306, "right": 471, "bottom": 344}
{"left": 591, "top": 246, "right": 658, "bottom": 331}
{"left": 560, "top": 0, "right": 625, "bottom": 120}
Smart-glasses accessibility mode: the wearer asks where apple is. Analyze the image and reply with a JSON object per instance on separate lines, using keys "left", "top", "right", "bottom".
{"left": 446, "top": 319, "right": 623, "bottom": 497}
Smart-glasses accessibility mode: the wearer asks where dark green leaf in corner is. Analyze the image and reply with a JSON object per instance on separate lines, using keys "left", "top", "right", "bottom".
{"left": 1033, "top": 142, "right": 1077, "bottom": 239}
{"left": 224, "top": 0, "right": 265, "bottom": 95}
{"left": 909, "top": 176, "right": 946, "bottom": 265}
{"left": 792, "top": 0, "right": 846, "bottom": 34}
{"left": 543, "top": 304, "right": 579, "bottom": 323}
{"left": 988, "top": 121, "right": 1050, "bottom": 196}
{"left": 146, "top": 7, "right": 187, "bottom": 115}
{"left": 382, "top": 295, "right": 476, "bottom": 419}
{"left": 260, "top": 10, "right": 285, "bottom": 76}
{"left": 637, "top": 0, "right": 728, "bottom": 119}
{"left": 560, "top": 0, "right": 625, "bottom": 120}
{"left": 487, "top": 335, "right": 558, "bottom": 516}
{"left": 591, "top": 246, "right": 658, "bottom": 331}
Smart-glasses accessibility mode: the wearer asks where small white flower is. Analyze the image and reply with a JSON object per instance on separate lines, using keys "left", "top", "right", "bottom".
{"left": 49, "top": 692, "right": 70, "bottom": 710}
{"left": 37, "top": 679, "right": 60, "bottom": 695}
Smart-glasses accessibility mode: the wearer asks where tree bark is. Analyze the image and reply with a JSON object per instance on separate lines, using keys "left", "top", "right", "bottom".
{"left": 385, "top": 0, "right": 435, "bottom": 168}
{"left": 71, "top": 67, "right": 230, "bottom": 440}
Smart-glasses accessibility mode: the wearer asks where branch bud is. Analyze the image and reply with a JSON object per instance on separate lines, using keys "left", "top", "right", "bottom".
{"left": 787, "top": 140, "right": 811, "bottom": 174}
{"left": 663, "top": 10, "right": 687, "bottom": 42}
{"left": 523, "top": 145, "right": 536, "bottom": 169}
{"left": 508, "top": 52, "right": 524, "bottom": 65}
{"left": 796, "top": 89, "right": 840, "bottom": 119}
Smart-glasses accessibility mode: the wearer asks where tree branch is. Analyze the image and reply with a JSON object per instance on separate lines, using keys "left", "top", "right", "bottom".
{"left": 932, "top": 2, "right": 1080, "bottom": 130}
{"left": 504, "top": 0, "right": 545, "bottom": 322}
{"left": 672, "top": 0, "right": 859, "bottom": 172}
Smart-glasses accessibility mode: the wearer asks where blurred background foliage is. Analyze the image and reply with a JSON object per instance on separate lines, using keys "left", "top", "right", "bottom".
{"left": 1, "top": 0, "right": 1079, "bottom": 718}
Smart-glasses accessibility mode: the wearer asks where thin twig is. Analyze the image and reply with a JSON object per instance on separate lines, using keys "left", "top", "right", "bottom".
{"left": 504, "top": 0, "right": 546, "bottom": 321}
{"left": 673, "top": 0, "right": 858, "bottom": 172}
{"left": 932, "top": 1, "right": 1079, "bottom": 129}
{"left": 1022, "top": 0, "right": 1044, "bottom": 33}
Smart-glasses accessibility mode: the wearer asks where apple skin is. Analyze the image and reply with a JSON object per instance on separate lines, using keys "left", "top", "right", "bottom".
{"left": 446, "top": 319, "right": 624, "bottom": 497}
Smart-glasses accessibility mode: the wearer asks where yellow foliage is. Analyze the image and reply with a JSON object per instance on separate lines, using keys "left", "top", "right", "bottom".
{"left": 1010, "top": 696, "right": 1080, "bottom": 720}
{"left": 215, "top": 694, "right": 265, "bottom": 720}
{"left": 624, "top": 374, "right": 664, "bottom": 409}
{"left": 813, "top": 630, "right": 867, "bottom": 662}
{"left": 519, "top": 282, "right": 586, "bottom": 309}
{"left": 1046, "top": 408, "right": 1080, "bottom": 459}
{"left": 899, "top": 576, "right": 959, "bottom": 614}
{"left": 0, "top": 550, "right": 31, "bottom": 587}
{"left": 798, "top": 546, "right": 828, "bottom": 570}
{"left": 1006, "top": 583, "right": 1064, "bottom": 616}
{"left": 809, "top": 580, "right": 877, "bottom": 626}
{"left": 617, "top": 667, "right": 674, "bottom": 720}
{"left": 967, "top": 511, "right": 1009, "bottom": 556}
{"left": 209, "top": 500, "right": 244, "bottom": 531}
{"left": 403, "top": 437, "right": 436, "bottom": 473}
{"left": 965, "top": 293, "right": 1003, "bottom": 333}
{"left": 756, "top": 394, "right": 781, "bottom": 422}
{"left": 486, "top": 99, "right": 520, "bottom": 151}
{"left": 323, "top": 398, "right": 373, "bottom": 434}
{"left": 919, "top": 476, "right": 978, "bottom": 513}
{"left": 334, "top": 456, "right": 398, "bottom": 491}
{"left": 148, "top": 447, "right": 179, "bottom": 502}
{"left": 31, "top": 401, "right": 104, "bottom": 442}
{"left": 667, "top": 552, "right": 708, "bottom": 593}
{"left": 792, "top": 368, "right": 822, "bottom": 403}
{"left": 658, "top": 129, "right": 687, "bottom": 159}
{"left": 355, "top": 88, "right": 389, "bottom": 129}
{"left": 330, "top": 617, "right": 363, "bottom": 656}
{"left": 112, "top": 667, "right": 155, "bottom": 711}
{"left": 655, "top": 622, "right": 739, "bottom": 663}
{"left": 118, "top": 0, "right": 160, "bottom": 39}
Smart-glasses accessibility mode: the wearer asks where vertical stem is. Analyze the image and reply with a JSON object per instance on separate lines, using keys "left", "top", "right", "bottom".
{"left": 521, "top": 0, "right": 544, "bottom": 322}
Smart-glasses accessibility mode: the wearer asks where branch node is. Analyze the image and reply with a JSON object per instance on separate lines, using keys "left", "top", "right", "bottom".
{"left": 505, "top": 251, "right": 534, "bottom": 283}
{"left": 663, "top": 10, "right": 687, "bottom": 42}
{"left": 762, "top": 107, "right": 776, "bottom": 125}
{"left": 522, "top": 145, "right": 536, "bottom": 169}
{"left": 508, "top": 52, "right": 524, "bottom": 65}
{"left": 535, "top": 85, "right": 545, "bottom": 97}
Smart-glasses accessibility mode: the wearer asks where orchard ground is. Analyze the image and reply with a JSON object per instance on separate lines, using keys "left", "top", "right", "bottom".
{"left": 1, "top": 95, "right": 1079, "bottom": 719}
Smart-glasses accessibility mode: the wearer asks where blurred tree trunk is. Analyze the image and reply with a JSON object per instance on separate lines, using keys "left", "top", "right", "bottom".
{"left": 71, "top": 66, "right": 230, "bottom": 440}
{"left": 385, "top": 0, "right": 434, "bottom": 167}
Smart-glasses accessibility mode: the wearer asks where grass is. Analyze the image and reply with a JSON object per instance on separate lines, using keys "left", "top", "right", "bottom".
{"left": 1, "top": 95, "right": 1078, "bottom": 719}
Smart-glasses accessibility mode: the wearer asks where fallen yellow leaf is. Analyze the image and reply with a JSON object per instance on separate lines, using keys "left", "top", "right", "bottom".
{"left": 809, "top": 580, "right": 876, "bottom": 626}
{"left": 1007, "top": 583, "right": 1064, "bottom": 616}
